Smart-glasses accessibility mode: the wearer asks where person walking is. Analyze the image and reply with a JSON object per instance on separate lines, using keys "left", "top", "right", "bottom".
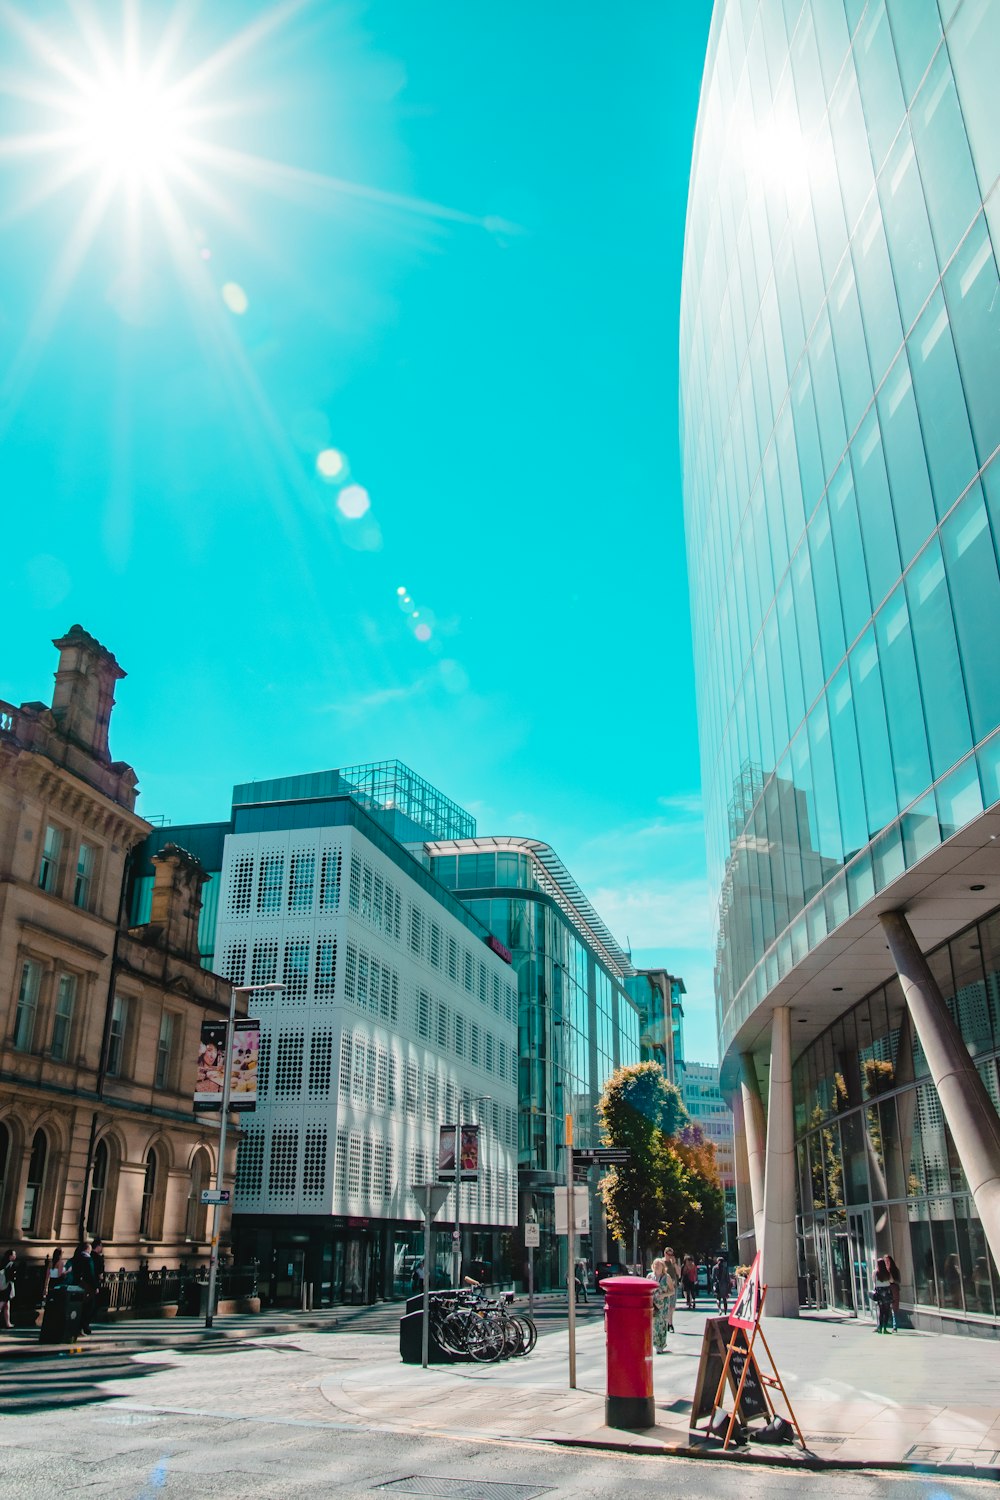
{"left": 681, "top": 1254, "right": 698, "bottom": 1311}
{"left": 71, "top": 1241, "right": 97, "bottom": 1335}
{"left": 0, "top": 1249, "right": 16, "bottom": 1330}
{"left": 662, "top": 1247, "right": 680, "bottom": 1334}
{"left": 712, "top": 1255, "right": 730, "bottom": 1314}
{"left": 649, "top": 1256, "right": 674, "bottom": 1354}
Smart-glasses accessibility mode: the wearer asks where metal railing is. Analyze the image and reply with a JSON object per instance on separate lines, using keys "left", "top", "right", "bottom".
{"left": 9, "top": 1262, "right": 259, "bottom": 1325}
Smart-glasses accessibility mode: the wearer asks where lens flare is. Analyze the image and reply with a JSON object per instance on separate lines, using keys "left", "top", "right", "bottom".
{"left": 337, "top": 483, "right": 370, "bottom": 519}
{"left": 316, "top": 448, "right": 345, "bottom": 480}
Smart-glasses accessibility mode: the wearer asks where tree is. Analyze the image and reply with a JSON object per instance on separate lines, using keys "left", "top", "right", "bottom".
{"left": 596, "top": 1063, "right": 686, "bottom": 1256}
{"left": 597, "top": 1062, "right": 725, "bottom": 1262}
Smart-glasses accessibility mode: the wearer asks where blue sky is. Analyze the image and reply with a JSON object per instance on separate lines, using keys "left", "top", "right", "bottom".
{"left": 0, "top": 0, "right": 718, "bottom": 1058}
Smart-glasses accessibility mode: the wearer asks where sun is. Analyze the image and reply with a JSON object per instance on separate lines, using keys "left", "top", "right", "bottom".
{"left": 69, "top": 72, "right": 187, "bottom": 180}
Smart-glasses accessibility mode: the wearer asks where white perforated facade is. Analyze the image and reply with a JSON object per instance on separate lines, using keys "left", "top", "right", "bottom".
{"left": 216, "top": 824, "right": 518, "bottom": 1227}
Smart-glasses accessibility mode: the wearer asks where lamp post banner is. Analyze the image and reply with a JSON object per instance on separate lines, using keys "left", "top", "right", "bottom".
{"left": 438, "top": 1124, "right": 457, "bottom": 1179}
{"left": 229, "top": 1018, "right": 260, "bottom": 1112}
{"left": 459, "top": 1123, "right": 480, "bottom": 1179}
{"left": 194, "top": 1021, "right": 228, "bottom": 1111}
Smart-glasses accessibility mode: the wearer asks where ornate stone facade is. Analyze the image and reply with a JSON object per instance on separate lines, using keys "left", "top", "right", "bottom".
{"left": 0, "top": 628, "right": 238, "bottom": 1272}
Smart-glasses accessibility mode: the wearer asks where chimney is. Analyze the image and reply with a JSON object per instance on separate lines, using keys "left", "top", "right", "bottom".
{"left": 50, "top": 625, "right": 126, "bottom": 762}
{"left": 149, "top": 844, "right": 209, "bottom": 959}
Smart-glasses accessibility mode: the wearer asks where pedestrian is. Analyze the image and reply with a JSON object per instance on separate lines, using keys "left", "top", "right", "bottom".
{"left": 648, "top": 1256, "right": 674, "bottom": 1354}
{"left": 662, "top": 1247, "right": 680, "bottom": 1333}
{"left": 91, "top": 1238, "right": 107, "bottom": 1320}
{"left": 47, "top": 1247, "right": 69, "bottom": 1292}
{"left": 872, "top": 1258, "right": 895, "bottom": 1333}
{"left": 712, "top": 1255, "right": 729, "bottom": 1314}
{"left": 681, "top": 1254, "right": 698, "bottom": 1310}
{"left": 0, "top": 1249, "right": 16, "bottom": 1329}
{"left": 875, "top": 1254, "right": 900, "bottom": 1332}
{"left": 71, "top": 1241, "right": 97, "bottom": 1335}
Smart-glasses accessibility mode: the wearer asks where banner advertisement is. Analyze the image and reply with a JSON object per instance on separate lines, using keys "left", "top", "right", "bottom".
{"left": 194, "top": 1021, "right": 228, "bottom": 1111}
{"left": 229, "top": 1018, "right": 260, "bottom": 1112}
{"left": 438, "top": 1124, "right": 457, "bottom": 1180}
{"left": 438, "top": 1123, "right": 482, "bottom": 1179}
{"left": 459, "top": 1123, "right": 480, "bottom": 1179}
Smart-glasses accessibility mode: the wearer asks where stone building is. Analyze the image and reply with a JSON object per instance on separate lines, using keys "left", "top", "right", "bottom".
{"left": 0, "top": 627, "right": 237, "bottom": 1274}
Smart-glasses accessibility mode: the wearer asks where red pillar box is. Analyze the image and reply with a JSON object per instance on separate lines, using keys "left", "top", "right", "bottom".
{"left": 599, "top": 1275, "right": 655, "bottom": 1429}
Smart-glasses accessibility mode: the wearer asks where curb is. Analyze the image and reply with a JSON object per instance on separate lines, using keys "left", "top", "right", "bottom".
{"left": 0, "top": 1314, "right": 338, "bottom": 1360}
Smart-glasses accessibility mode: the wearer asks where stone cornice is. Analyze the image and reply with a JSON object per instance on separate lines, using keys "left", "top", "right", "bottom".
{"left": 10, "top": 753, "right": 149, "bottom": 845}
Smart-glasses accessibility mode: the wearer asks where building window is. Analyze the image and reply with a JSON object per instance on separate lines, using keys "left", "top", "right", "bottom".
{"left": 314, "top": 938, "right": 336, "bottom": 1002}
{"left": 186, "top": 1148, "right": 211, "bottom": 1240}
{"left": 319, "top": 848, "right": 341, "bottom": 910}
{"left": 269, "top": 1126, "right": 298, "bottom": 1199}
{"left": 308, "top": 1030, "right": 334, "bottom": 1099}
{"left": 74, "top": 842, "right": 96, "bottom": 909}
{"left": 235, "top": 1126, "right": 264, "bottom": 1199}
{"left": 155, "top": 1011, "right": 175, "bottom": 1089}
{"left": 38, "top": 824, "right": 62, "bottom": 893}
{"left": 257, "top": 852, "right": 284, "bottom": 914}
{"left": 51, "top": 973, "right": 77, "bottom": 1061}
{"left": 275, "top": 1031, "right": 305, "bottom": 1099}
{"left": 288, "top": 850, "right": 315, "bottom": 913}
{"left": 0, "top": 1121, "right": 10, "bottom": 1227}
{"left": 13, "top": 960, "right": 41, "bottom": 1051}
{"left": 302, "top": 1126, "right": 327, "bottom": 1201}
{"left": 229, "top": 853, "right": 254, "bottom": 914}
{"left": 87, "top": 1138, "right": 109, "bottom": 1238}
{"left": 106, "top": 995, "right": 129, "bottom": 1077}
{"left": 139, "top": 1148, "right": 159, "bottom": 1239}
{"left": 21, "top": 1129, "right": 47, "bottom": 1234}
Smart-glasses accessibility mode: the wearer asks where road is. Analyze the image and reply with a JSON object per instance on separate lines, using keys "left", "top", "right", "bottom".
{"left": 0, "top": 1332, "right": 994, "bottom": 1499}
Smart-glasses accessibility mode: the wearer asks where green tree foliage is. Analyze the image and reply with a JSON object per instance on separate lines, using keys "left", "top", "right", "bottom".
{"left": 596, "top": 1061, "right": 725, "bottom": 1261}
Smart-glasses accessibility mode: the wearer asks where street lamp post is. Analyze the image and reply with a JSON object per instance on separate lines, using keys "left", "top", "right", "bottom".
{"left": 451, "top": 1093, "right": 491, "bottom": 1289}
{"left": 204, "top": 981, "right": 283, "bottom": 1330}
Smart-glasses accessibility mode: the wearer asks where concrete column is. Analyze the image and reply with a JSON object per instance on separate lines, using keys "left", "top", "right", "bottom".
{"left": 881, "top": 909, "right": 1000, "bottom": 1278}
{"left": 729, "top": 1087, "right": 757, "bottom": 1259}
{"left": 739, "top": 1052, "right": 766, "bottom": 1251}
{"left": 761, "top": 1006, "right": 799, "bottom": 1318}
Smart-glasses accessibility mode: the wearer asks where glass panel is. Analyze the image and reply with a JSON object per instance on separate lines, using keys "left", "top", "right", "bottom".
{"left": 930, "top": 1201, "right": 964, "bottom": 1311}
{"left": 874, "top": 586, "right": 933, "bottom": 808}
{"left": 884, "top": 0, "right": 942, "bottom": 105}
{"left": 877, "top": 353, "right": 937, "bottom": 568}
{"left": 957, "top": 1197, "right": 995, "bottom": 1316}
{"left": 947, "top": 0, "right": 1000, "bottom": 203}
{"left": 910, "top": 44, "right": 983, "bottom": 269}
{"left": 808, "top": 498, "right": 846, "bottom": 677}
{"left": 909, "top": 1201, "right": 935, "bottom": 1304}
{"left": 905, "top": 539, "right": 972, "bottom": 779}
{"left": 850, "top": 628, "right": 896, "bottom": 833}
{"left": 852, "top": 195, "right": 903, "bottom": 390}
{"left": 851, "top": 409, "right": 901, "bottom": 610}
{"left": 936, "top": 756, "right": 984, "bottom": 840}
{"left": 853, "top": 0, "right": 905, "bottom": 171}
{"left": 908, "top": 291, "right": 978, "bottom": 521}
{"left": 878, "top": 124, "right": 939, "bottom": 332}
{"left": 828, "top": 665, "right": 868, "bottom": 861}
{"left": 940, "top": 484, "right": 1000, "bottom": 742}
{"left": 942, "top": 213, "right": 1000, "bottom": 472}
{"left": 828, "top": 461, "right": 872, "bottom": 645}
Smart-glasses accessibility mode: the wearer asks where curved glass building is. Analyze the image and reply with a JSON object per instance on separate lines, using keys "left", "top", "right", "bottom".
{"left": 681, "top": 0, "right": 1000, "bottom": 1330}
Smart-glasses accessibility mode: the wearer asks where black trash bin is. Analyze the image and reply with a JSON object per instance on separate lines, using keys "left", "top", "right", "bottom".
{"left": 399, "top": 1292, "right": 457, "bottom": 1365}
{"left": 39, "top": 1283, "right": 86, "bottom": 1344}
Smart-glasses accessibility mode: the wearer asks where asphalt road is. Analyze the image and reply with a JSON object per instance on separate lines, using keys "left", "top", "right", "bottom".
{"left": 0, "top": 1336, "right": 994, "bottom": 1500}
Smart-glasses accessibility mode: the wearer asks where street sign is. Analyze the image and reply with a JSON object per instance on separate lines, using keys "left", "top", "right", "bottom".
{"left": 410, "top": 1182, "right": 451, "bottom": 1219}
{"left": 524, "top": 1221, "right": 540, "bottom": 1248}
{"left": 555, "top": 1186, "right": 590, "bottom": 1235}
{"left": 572, "top": 1148, "right": 631, "bottom": 1166}
{"left": 200, "top": 1189, "right": 230, "bottom": 1205}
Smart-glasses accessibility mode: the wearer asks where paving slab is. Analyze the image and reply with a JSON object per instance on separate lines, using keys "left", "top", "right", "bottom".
{"left": 315, "top": 1302, "right": 1000, "bottom": 1477}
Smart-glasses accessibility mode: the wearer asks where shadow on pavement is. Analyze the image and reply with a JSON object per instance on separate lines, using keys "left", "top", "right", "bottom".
{"left": 0, "top": 1355, "right": 175, "bottom": 1415}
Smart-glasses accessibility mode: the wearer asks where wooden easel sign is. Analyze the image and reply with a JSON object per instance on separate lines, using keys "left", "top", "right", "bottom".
{"left": 690, "top": 1253, "right": 805, "bottom": 1452}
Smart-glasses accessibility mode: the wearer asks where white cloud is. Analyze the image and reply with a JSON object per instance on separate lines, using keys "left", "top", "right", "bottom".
{"left": 589, "top": 876, "right": 714, "bottom": 951}
{"left": 656, "top": 792, "right": 703, "bottom": 816}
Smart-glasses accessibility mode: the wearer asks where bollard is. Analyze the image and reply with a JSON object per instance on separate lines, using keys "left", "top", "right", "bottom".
{"left": 599, "top": 1275, "right": 655, "bottom": 1429}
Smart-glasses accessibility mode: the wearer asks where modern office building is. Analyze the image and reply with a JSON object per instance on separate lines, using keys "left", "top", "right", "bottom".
{"left": 626, "top": 969, "right": 687, "bottom": 1085}
{"left": 424, "top": 837, "right": 644, "bottom": 1288}
{"left": 681, "top": 1060, "right": 737, "bottom": 1255}
{"left": 136, "top": 764, "right": 519, "bottom": 1306}
{"left": 681, "top": 0, "right": 1000, "bottom": 1333}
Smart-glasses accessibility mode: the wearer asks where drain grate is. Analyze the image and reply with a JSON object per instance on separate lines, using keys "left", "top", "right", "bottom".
{"left": 376, "top": 1480, "right": 554, "bottom": 1500}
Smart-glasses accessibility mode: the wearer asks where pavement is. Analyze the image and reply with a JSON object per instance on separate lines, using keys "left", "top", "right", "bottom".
{"left": 4, "top": 1294, "right": 1000, "bottom": 1478}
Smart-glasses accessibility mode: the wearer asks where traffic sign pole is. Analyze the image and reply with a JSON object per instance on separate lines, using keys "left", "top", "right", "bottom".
{"left": 566, "top": 1113, "right": 576, "bottom": 1390}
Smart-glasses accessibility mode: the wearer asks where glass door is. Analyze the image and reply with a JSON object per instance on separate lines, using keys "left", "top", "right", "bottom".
{"left": 848, "top": 1207, "right": 876, "bottom": 1319}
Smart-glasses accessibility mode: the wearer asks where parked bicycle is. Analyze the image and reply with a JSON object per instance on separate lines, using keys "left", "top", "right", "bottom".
{"left": 427, "top": 1281, "right": 537, "bottom": 1362}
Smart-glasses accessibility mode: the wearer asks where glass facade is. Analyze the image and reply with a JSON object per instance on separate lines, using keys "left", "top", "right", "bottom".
{"left": 794, "top": 906, "right": 1000, "bottom": 1321}
{"left": 680, "top": 0, "right": 1000, "bottom": 1058}
{"left": 430, "top": 841, "right": 643, "bottom": 1289}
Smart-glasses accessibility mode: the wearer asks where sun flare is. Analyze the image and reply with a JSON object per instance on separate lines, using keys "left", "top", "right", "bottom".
{"left": 69, "top": 72, "right": 187, "bottom": 179}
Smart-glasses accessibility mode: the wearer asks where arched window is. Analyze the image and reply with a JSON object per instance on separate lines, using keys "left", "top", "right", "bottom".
{"left": 21, "top": 1129, "right": 47, "bottom": 1234}
{"left": 87, "top": 1139, "right": 109, "bottom": 1238}
{"left": 185, "top": 1148, "right": 211, "bottom": 1241}
{"left": 0, "top": 1121, "right": 9, "bottom": 1228}
{"left": 139, "top": 1147, "right": 159, "bottom": 1240}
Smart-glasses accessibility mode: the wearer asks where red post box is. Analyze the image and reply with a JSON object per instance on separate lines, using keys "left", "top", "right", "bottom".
{"left": 599, "top": 1275, "right": 655, "bottom": 1429}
